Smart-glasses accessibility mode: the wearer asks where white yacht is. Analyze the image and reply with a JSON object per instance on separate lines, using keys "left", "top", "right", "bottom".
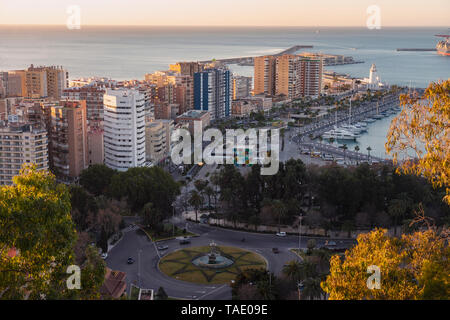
{"left": 363, "top": 117, "right": 376, "bottom": 123}
{"left": 339, "top": 124, "right": 363, "bottom": 134}
{"left": 353, "top": 122, "right": 368, "bottom": 131}
{"left": 322, "top": 129, "right": 360, "bottom": 140}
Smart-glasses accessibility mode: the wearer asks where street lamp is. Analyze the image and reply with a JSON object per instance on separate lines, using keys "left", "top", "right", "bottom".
{"left": 138, "top": 249, "right": 142, "bottom": 288}
{"left": 298, "top": 213, "right": 302, "bottom": 251}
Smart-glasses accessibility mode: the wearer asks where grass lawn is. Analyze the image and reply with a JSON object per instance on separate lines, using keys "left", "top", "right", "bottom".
{"left": 141, "top": 224, "right": 196, "bottom": 242}
{"left": 159, "top": 246, "right": 266, "bottom": 284}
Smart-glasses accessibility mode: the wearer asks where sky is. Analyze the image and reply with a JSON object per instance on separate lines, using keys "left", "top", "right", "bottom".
{"left": 0, "top": 0, "right": 449, "bottom": 27}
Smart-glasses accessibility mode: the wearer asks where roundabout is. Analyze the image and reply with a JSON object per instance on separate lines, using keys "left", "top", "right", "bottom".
{"left": 159, "top": 243, "right": 267, "bottom": 284}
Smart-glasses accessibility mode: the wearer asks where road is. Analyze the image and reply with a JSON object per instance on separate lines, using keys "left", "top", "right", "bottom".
{"left": 106, "top": 221, "right": 355, "bottom": 300}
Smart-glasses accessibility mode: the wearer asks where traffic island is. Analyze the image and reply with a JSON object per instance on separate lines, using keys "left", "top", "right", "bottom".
{"left": 159, "top": 245, "right": 266, "bottom": 284}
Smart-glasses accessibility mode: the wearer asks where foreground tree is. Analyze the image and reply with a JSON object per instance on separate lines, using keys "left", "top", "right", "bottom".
{"left": 386, "top": 80, "right": 450, "bottom": 204}
{"left": 321, "top": 228, "right": 450, "bottom": 300}
{"left": 0, "top": 166, "right": 77, "bottom": 299}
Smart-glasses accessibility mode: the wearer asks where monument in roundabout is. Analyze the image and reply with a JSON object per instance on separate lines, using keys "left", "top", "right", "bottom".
{"left": 159, "top": 240, "right": 267, "bottom": 284}
{"left": 192, "top": 241, "right": 234, "bottom": 269}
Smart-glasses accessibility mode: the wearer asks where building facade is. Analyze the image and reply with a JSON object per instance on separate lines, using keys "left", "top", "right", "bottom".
{"left": 47, "top": 100, "right": 88, "bottom": 178}
{"left": 103, "top": 89, "right": 146, "bottom": 171}
{"left": 145, "top": 121, "right": 167, "bottom": 163}
{"left": 193, "top": 68, "right": 231, "bottom": 121}
{"left": 232, "top": 75, "right": 252, "bottom": 100}
{"left": 0, "top": 123, "right": 49, "bottom": 185}
{"left": 254, "top": 55, "right": 276, "bottom": 96}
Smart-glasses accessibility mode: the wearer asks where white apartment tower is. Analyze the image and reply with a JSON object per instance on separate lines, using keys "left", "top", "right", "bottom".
{"left": 103, "top": 89, "right": 146, "bottom": 171}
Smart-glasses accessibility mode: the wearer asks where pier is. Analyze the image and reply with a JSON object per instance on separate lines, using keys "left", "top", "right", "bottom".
{"left": 396, "top": 48, "right": 436, "bottom": 52}
{"left": 200, "top": 45, "right": 314, "bottom": 66}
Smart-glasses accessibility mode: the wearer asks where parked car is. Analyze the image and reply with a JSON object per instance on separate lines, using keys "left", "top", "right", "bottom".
{"left": 157, "top": 245, "right": 169, "bottom": 251}
{"left": 325, "top": 240, "right": 337, "bottom": 246}
{"left": 127, "top": 257, "right": 135, "bottom": 264}
{"left": 272, "top": 248, "right": 279, "bottom": 254}
{"left": 100, "top": 252, "right": 108, "bottom": 260}
{"left": 276, "top": 232, "right": 287, "bottom": 237}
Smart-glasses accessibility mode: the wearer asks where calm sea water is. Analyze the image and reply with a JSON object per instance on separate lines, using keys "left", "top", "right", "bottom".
{"left": 327, "top": 113, "right": 402, "bottom": 159}
{"left": 0, "top": 26, "right": 448, "bottom": 158}
{"left": 0, "top": 26, "right": 449, "bottom": 87}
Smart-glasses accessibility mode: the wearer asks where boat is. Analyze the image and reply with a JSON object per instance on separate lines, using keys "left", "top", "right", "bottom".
{"left": 339, "top": 124, "right": 364, "bottom": 134}
{"left": 353, "top": 122, "right": 368, "bottom": 131}
{"left": 364, "top": 118, "right": 376, "bottom": 123}
{"left": 436, "top": 35, "right": 450, "bottom": 56}
{"left": 322, "top": 129, "right": 360, "bottom": 140}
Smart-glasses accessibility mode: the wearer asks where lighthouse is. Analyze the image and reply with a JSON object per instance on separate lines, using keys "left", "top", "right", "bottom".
{"left": 369, "top": 63, "right": 378, "bottom": 85}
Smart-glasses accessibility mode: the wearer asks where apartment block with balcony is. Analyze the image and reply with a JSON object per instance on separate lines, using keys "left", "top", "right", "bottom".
{"left": 46, "top": 100, "right": 88, "bottom": 179}
{"left": 103, "top": 89, "right": 146, "bottom": 171}
{"left": 0, "top": 123, "right": 49, "bottom": 185}
{"left": 254, "top": 55, "right": 276, "bottom": 96}
{"left": 145, "top": 121, "right": 167, "bottom": 163}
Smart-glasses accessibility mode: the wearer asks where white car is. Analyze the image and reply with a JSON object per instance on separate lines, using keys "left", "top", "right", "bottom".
{"left": 325, "top": 240, "right": 337, "bottom": 246}
{"left": 276, "top": 232, "right": 287, "bottom": 237}
{"left": 100, "top": 252, "right": 108, "bottom": 259}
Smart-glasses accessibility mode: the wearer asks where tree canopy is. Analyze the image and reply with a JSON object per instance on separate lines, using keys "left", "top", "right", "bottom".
{"left": 321, "top": 228, "right": 450, "bottom": 300}
{"left": 0, "top": 165, "right": 77, "bottom": 299}
{"left": 386, "top": 80, "right": 450, "bottom": 205}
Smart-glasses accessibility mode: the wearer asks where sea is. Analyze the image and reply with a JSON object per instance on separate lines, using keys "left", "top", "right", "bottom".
{"left": 0, "top": 26, "right": 449, "bottom": 158}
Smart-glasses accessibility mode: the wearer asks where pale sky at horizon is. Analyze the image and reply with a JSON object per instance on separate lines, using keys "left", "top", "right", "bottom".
{"left": 0, "top": 0, "right": 449, "bottom": 27}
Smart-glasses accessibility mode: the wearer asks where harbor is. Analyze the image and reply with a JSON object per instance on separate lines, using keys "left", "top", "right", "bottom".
{"left": 291, "top": 89, "right": 409, "bottom": 164}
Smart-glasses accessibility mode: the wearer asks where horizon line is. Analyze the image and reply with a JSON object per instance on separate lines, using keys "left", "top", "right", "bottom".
{"left": 0, "top": 24, "right": 448, "bottom": 28}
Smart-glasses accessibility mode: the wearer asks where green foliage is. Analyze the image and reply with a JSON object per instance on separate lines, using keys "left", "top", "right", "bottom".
{"left": 79, "top": 164, "right": 116, "bottom": 196}
{"left": 0, "top": 165, "right": 77, "bottom": 299}
{"left": 232, "top": 269, "right": 278, "bottom": 300}
{"left": 109, "top": 166, "right": 180, "bottom": 212}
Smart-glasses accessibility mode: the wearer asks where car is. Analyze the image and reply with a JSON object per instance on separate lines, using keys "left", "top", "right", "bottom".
{"left": 157, "top": 245, "right": 169, "bottom": 251}
{"left": 179, "top": 237, "right": 191, "bottom": 244}
{"left": 127, "top": 257, "right": 135, "bottom": 264}
{"left": 272, "top": 248, "right": 279, "bottom": 254}
{"left": 325, "top": 240, "right": 337, "bottom": 246}
{"left": 100, "top": 252, "right": 108, "bottom": 260}
{"left": 300, "top": 149, "right": 310, "bottom": 155}
{"left": 276, "top": 232, "right": 287, "bottom": 237}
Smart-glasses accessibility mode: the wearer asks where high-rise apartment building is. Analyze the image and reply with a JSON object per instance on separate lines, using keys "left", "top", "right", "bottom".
{"left": 145, "top": 121, "right": 167, "bottom": 163}
{"left": 232, "top": 75, "right": 252, "bottom": 100}
{"left": 63, "top": 85, "right": 105, "bottom": 121}
{"left": 254, "top": 56, "right": 276, "bottom": 96}
{"left": 275, "top": 54, "right": 300, "bottom": 99}
{"left": 45, "top": 66, "right": 69, "bottom": 100}
{"left": 0, "top": 123, "right": 49, "bottom": 185}
{"left": 47, "top": 100, "right": 88, "bottom": 178}
{"left": 254, "top": 55, "right": 323, "bottom": 99}
{"left": 297, "top": 57, "right": 323, "bottom": 98}
{"left": 8, "top": 65, "right": 68, "bottom": 99}
{"left": 170, "top": 62, "right": 204, "bottom": 76}
{"left": 193, "top": 68, "right": 231, "bottom": 121}
{"left": 103, "top": 89, "right": 146, "bottom": 171}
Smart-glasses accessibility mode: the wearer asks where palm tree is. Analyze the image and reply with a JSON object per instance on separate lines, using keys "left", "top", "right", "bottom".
{"left": 301, "top": 277, "right": 323, "bottom": 300}
{"left": 354, "top": 145, "right": 360, "bottom": 164}
{"left": 204, "top": 186, "right": 215, "bottom": 210}
{"left": 283, "top": 260, "right": 303, "bottom": 281}
{"left": 342, "top": 144, "right": 348, "bottom": 162}
{"left": 366, "top": 146, "right": 372, "bottom": 161}
{"left": 271, "top": 200, "right": 287, "bottom": 232}
{"left": 189, "top": 190, "right": 203, "bottom": 223}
